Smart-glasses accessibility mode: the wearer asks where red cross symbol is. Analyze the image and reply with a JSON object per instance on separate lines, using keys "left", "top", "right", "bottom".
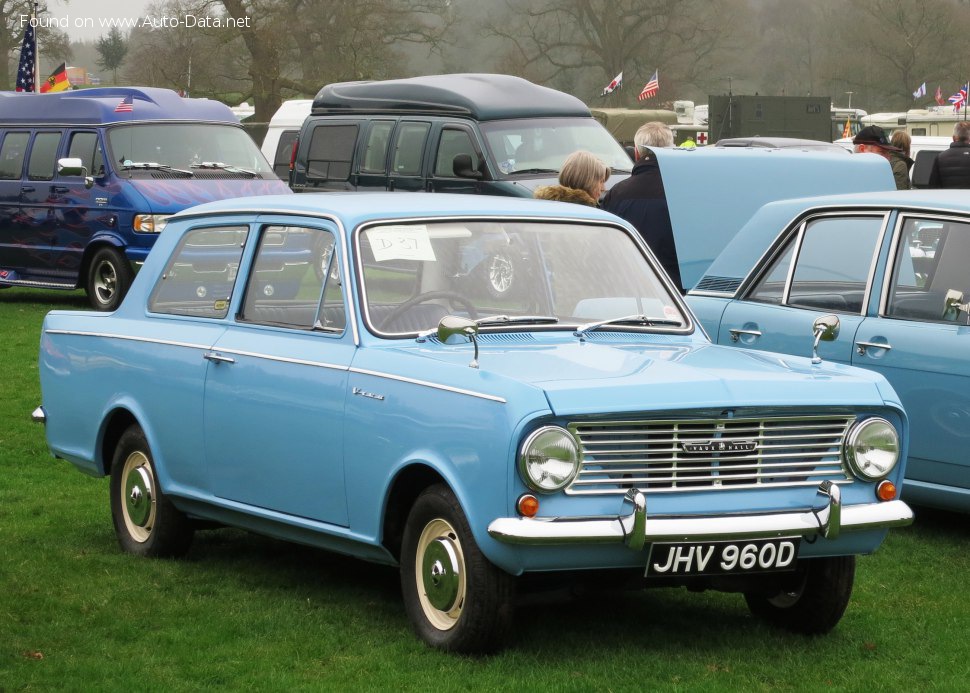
{"left": 696, "top": 132, "right": 708, "bottom": 145}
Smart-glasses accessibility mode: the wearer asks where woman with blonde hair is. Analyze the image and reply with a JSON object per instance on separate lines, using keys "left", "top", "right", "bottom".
{"left": 533, "top": 150, "right": 610, "bottom": 207}
{"left": 889, "top": 130, "right": 914, "bottom": 190}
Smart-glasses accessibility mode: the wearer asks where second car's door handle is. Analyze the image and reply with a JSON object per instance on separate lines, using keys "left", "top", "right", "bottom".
{"left": 203, "top": 351, "right": 235, "bottom": 364}
{"left": 729, "top": 327, "right": 762, "bottom": 342}
{"left": 855, "top": 340, "right": 892, "bottom": 356}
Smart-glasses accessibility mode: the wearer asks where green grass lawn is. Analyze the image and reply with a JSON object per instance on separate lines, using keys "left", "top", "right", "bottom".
{"left": 2, "top": 287, "right": 969, "bottom": 690}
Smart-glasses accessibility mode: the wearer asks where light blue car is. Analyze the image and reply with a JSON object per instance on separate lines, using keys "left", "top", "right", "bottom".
{"left": 689, "top": 189, "right": 970, "bottom": 514}
{"left": 36, "top": 192, "right": 912, "bottom": 653}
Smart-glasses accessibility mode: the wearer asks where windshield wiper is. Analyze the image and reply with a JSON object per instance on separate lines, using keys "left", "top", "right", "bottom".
{"left": 475, "top": 314, "right": 559, "bottom": 327}
{"left": 573, "top": 314, "right": 682, "bottom": 340}
{"left": 510, "top": 168, "right": 559, "bottom": 175}
{"left": 191, "top": 161, "right": 258, "bottom": 177}
{"left": 119, "top": 161, "right": 194, "bottom": 176}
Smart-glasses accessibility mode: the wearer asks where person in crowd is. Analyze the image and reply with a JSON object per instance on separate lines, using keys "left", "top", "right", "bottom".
{"left": 533, "top": 150, "right": 609, "bottom": 207}
{"left": 853, "top": 125, "right": 910, "bottom": 190}
{"left": 889, "top": 130, "right": 914, "bottom": 189}
{"left": 601, "top": 121, "right": 684, "bottom": 292}
{"left": 928, "top": 121, "right": 970, "bottom": 189}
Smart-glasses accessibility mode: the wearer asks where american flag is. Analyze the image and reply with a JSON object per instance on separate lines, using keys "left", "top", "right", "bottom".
{"left": 15, "top": 24, "right": 36, "bottom": 93}
{"left": 638, "top": 70, "right": 659, "bottom": 101}
{"left": 115, "top": 94, "right": 134, "bottom": 112}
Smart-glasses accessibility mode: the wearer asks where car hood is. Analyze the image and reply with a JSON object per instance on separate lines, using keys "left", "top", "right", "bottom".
{"left": 125, "top": 177, "right": 291, "bottom": 213}
{"left": 402, "top": 337, "right": 890, "bottom": 417}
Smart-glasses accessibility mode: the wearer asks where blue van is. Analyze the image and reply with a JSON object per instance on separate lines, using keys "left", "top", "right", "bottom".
{"left": 0, "top": 87, "right": 290, "bottom": 310}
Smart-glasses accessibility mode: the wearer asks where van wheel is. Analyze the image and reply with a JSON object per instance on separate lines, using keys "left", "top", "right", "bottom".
{"left": 400, "top": 485, "right": 514, "bottom": 653}
{"left": 86, "top": 247, "right": 132, "bottom": 311}
{"left": 744, "top": 555, "right": 855, "bottom": 634}
{"left": 109, "top": 425, "right": 194, "bottom": 558}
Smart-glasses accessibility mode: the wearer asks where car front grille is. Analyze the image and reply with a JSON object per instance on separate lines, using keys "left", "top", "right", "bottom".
{"left": 566, "top": 414, "right": 854, "bottom": 495}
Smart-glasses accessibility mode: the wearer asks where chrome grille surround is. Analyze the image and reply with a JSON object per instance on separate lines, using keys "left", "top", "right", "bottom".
{"left": 566, "top": 414, "right": 854, "bottom": 495}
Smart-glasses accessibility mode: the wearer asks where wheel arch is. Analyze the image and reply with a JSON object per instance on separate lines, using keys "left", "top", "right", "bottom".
{"left": 79, "top": 236, "right": 127, "bottom": 285}
{"left": 99, "top": 407, "right": 141, "bottom": 477}
{"left": 382, "top": 463, "right": 449, "bottom": 561}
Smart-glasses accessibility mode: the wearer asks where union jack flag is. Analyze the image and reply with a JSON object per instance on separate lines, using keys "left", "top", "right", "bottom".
{"left": 948, "top": 85, "right": 968, "bottom": 112}
{"left": 638, "top": 70, "right": 659, "bottom": 101}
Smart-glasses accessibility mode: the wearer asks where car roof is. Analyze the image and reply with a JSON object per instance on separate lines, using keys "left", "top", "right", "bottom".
{"left": 694, "top": 188, "right": 970, "bottom": 293}
{"left": 172, "top": 192, "right": 626, "bottom": 229}
{"left": 651, "top": 146, "right": 896, "bottom": 289}
{"left": 310, "top": 73, "right": 591, "bottom": 121}
{"left": 0, "top": 87, "right": 238, "bottom": 126}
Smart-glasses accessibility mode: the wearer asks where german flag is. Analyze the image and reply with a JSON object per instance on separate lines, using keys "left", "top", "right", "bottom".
{"left": 40, "top": 63, "right": 70, "bottom": 93}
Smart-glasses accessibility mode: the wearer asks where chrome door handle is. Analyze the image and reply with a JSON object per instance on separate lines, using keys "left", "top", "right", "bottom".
{"left": 855, "top": 340, "right": 892, "bottom": 355}
{"left": 729, "top": 327, "right": 762, "bottom": 342}
{"left": 203, "top": 351, "right": 235, "bottom": 364}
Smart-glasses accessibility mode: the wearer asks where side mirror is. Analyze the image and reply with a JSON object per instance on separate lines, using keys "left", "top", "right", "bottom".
{"left": 437, "top": 315, "right": 480, "bottom": 368}
{"left": 453, "top": 154, "right": 483, "bottom": 180}
{"left": 57, "top": 157, "right": 94, "bottom": 189}
{"left": 811, "top": 314, "right": 840, "bottom": 364}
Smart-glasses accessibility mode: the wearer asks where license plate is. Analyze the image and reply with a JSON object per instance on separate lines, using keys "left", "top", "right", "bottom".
{"left": 646, "top": 537, "right": 800, "bottom": 577}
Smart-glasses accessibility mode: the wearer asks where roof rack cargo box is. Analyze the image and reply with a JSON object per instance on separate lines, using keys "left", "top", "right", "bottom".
{"left": 310, "top": 73, "right": 591, "bottom": 121}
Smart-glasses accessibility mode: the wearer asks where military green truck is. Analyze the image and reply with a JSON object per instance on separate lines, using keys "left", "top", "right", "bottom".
{"left": 707, "top": 95, "right": 832, "bottom": 143}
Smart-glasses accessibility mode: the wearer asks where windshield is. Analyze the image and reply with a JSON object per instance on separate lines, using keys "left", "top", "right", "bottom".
{"left": 357, "top": 220, "right": 687, "bottom": 336}
{"left": 480, "top": 118, "right": 633, "bottom": 175}
{"left": 106, "top": 123, "right": 273, "bottom": 177}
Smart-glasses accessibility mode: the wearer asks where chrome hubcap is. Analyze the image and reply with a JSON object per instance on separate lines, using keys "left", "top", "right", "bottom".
{"left": 121, "top": 451, "right": 156, "bottom": 542}
{"left": 422, "top": 538, "right": 461, "bottom": 611}
{"left": 94, "top": 260, "right": 117, "bottom": 303}
{"left": 415, "top": 518, "right": 465, "bottom": 630}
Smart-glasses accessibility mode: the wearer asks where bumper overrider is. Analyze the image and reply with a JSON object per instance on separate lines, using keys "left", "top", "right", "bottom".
{"left": 487, "top": 481, "right": 914, "bottom": 551}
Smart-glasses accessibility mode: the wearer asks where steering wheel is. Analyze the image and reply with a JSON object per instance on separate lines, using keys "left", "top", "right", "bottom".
{"left": 381, "top": 291, "right": 479, "bottom": 331}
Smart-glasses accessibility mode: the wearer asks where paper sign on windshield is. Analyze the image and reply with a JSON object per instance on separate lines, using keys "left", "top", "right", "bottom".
{"left": 366, "top": 226, "right": 437, "bottom": 262}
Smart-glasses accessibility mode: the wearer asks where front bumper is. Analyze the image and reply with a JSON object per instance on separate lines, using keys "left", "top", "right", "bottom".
{"left": 487, "top": 481, "right": 913, "bottom": 551}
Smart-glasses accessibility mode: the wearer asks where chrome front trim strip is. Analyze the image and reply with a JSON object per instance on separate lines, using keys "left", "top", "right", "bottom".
{"left": 349, "top": 367, "right": 507, "bottom": 403}
{"left": 488, "top": 483, "right": 914, "bottom": 551}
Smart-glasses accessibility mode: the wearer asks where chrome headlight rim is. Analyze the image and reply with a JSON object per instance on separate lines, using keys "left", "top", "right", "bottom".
{"left": 518, "top": 425, "right": 581, "bottom": 494}
{"left": 845, "top": 417, "right": 900, "bottom": 481}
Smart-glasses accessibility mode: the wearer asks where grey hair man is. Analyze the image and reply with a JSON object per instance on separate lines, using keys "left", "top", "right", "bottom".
{"left": 633, "top": 121, "right": 674, "bottom": 158}
{"left": 928, "top": 121, "right": 970, "bottom": 189}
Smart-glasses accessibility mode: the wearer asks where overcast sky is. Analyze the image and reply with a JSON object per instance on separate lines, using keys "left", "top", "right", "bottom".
{"left": 47, "top": 0, "right": 157, "bottom": 42}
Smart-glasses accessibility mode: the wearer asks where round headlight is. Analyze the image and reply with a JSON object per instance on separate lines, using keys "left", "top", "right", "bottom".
{"left": 519, "top": 426, "right": 580, "bottom": 493}
{"left": 845, "top": 417, "right": 900, "bottom": 480}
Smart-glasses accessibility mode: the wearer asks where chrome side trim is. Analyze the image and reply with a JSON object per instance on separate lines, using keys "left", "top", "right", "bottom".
{"left": 349, "top": 367, "right": 507, "bottom": 403}
{"left": 43, "top": 329, "right": 211, "bottom": 351}
{"left": 487, "top": 482, "right": 913, "bottom": 550}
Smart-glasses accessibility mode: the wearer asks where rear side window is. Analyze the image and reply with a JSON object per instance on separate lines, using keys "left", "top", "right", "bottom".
{"left": 67, "top": 132, "right": 105, "bottom": 177}
{"left": 149, "top": 225, "right": 250, "bottom": 318}
{"left": 391, "top": 122, "right": 430, "bottom": 176}
{"left": 27, "top": 132, "right": 62, "bottom": 181}
{"left": 0, "top": 132, "right": 29, "bottom": 180}
{"left": 306, "top": 123, "right": 358, "bottom": 181}
{"left": 272, "top": 130, "right": 298, "bottom": 179}
{"left": 361, "top": 121, "right": 394, "bottom": 173}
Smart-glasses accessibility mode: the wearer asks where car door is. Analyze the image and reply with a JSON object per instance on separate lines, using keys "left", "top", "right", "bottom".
{"left": 387, "top": 120, "right": 430, "bottom": 192}
{"left": 51, "top": 130, "right": 107, "bottom": 278}
{"left": 428, "top": 124, "right": 484, "bottom": 194}
{"left": 715, "top": 213, "right": 888, "bottom": 363}
{"left": 203, "top": 219, "right": 353, "bottom": 526}
{"left": 856, "top": 213, "right": 970, "bottom": 490}
{"left": 17, "top": 130, "right": 63, "bottom": 276}
{"left": 356, "top": 119, "right": 395, "bottom": 191}
{"left": 0, "top": 131, "right": 33, "bottom": 274}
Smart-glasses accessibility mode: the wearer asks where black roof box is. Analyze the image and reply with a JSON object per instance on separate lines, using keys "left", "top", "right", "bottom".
{"left": 310, "top": 73, "right": 590, "bottom": 121}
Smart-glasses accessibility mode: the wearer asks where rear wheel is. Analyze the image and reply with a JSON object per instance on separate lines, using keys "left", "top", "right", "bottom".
{"left": 744, "top": 555, "right": 855, "bottom": 634}
{"left": 109, "top": 426, "right": 194, "bottom": 558}
{"left": 86, "top": 247, "right": 133, "bottom": 311}
{"left": 400, "top": 484, "right": 514, "bottom": 653}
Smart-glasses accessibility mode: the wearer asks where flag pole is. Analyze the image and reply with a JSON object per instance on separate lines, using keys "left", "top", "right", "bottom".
{"left": 33, "top": 2, "right": 40, "bottom": 92}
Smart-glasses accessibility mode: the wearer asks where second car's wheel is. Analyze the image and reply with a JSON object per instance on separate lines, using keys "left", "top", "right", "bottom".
{"left": 109, "top": 425, "right": 194, "bottom": 558}
{"left": 400, "top": 484, "right": 514, "bottom": 653}
{"left": 744, "top": 555, "right": 855, "bottom": 634}
{"left": 86, "top": 247, "right": 133, "bottom": 311}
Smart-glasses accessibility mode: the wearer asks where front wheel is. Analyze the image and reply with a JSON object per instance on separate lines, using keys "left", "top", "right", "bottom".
{"left": 744, "top": 555, "right": 855, "bottom": 634}
{"left": 109, "top": 426, "right": 194, "bottom": 558}
{"left": 86, "top": 247, "right": 133, "bottom": 311}
{"left": 400, "top": 485, "right": 514, "bottom": 653}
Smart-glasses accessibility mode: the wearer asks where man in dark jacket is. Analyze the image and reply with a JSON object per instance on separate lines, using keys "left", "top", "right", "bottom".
{"left": 928, "top": 121, "right": 970, "bottom": 189}
{"left": 601, "top": 122, "right": 684, "bottom": 293}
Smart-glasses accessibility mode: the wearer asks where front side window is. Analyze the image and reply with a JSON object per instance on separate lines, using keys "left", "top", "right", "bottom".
{"left": 240, "top": 225, "right": 345, "bottom": 331}
{"left": 357, "top": 220, "right": 686, "bottom": 336}
{"left": 149, "top": 225, "right": 249, "bottom": 318}
{"left": 887, "top": 217, "right": 970, "bottom": 323}
{"left": 106, "top": 124, "right": 273, "bottom": 177}
{"left": 747, "top": 216, "right": 883, "bottom": 314}
{"left": 434, "top": 128, "right": 479, "bottom": 177}
{"left": 27, "top": 131, "right": 62, "bottom": 181}
{"left": 67, "top": 131, "right": 105, "bottom": 177}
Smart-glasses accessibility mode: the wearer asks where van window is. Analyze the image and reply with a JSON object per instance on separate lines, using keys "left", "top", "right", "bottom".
{"left": 68, "top": 132, "right": 105, "bottom": 176}
{"left": 306, "top": 123, "right": 358, "bottom": 181}
{"left": 361, "top": 121, "right": 394, "bottom": 173}
{"left": 0, "top": 132, "right": 29, "bottom": 180}
{"left": 434, "top": 128, "right": 479, "bottom": 177}
{"left": 392, "top": 122, "right": 430, "bottom": 176}
{"left": 27, "top": 132, "right": 62, "bottom": 181}
{"left": 271, "top": 130, "right": 298, "bottom": 179}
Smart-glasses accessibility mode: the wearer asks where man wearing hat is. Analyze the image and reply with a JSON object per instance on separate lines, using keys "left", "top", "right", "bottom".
{"left": 928, "top": 122, "right": 970, "bottom": 189}
{"left": 853, "top": 125, "right": 911, "bottom": 190}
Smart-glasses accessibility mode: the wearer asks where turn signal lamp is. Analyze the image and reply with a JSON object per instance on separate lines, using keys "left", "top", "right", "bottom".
{"left": 517, "top": 494, "right": 539, "bottom": 517}
{"left": 876, "top": 480, "right": 897, "bottom": 502}
{"left": 133, "top": 214, "right": 171, "bottom": 234}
